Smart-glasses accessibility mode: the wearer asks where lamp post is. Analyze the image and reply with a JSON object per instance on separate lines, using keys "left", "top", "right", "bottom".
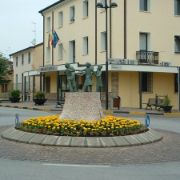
{"left": 96, "top": 0, "right": 118, "bottom": 110}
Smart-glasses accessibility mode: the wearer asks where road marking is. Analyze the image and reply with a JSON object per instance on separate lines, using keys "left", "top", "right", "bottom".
{"left": 42, "top": 163, "right": 110, "bottom": 168}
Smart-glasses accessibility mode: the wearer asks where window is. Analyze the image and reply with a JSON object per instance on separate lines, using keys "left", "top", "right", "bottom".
{"left": 70, "top": 6, "right": 75, "bottom": 22}
{"left": 15, "top": 74, "right": 18, "bottom": 89}
{"left": 83, "top": 0, "right": 88, "bottom": 18}
{"left": 58, "top": 44, "right": 63, "bottom": 60}
{"left": 175, "top": 36, "right": 180, "bottom": 53}
{"left": 83, "top": 36, "right": 88, "bottom": 55}
{"left": 28, "top": 52, "right": 31, "bottom": 64}
{"left": 46, "top": 17, "right": 51, "bottom": 32}
{"left": 140, "top": 0, "right": 149, "bottom": 11}
{"left": 1, "top": 84, "right": 8, "bottom": 93}
{"left": 69, "top": 40, "right": 76, "bottom": 63}
{"left": 22, "top": 54, "right": 24, "bottom": 65}
{"left": 15, "top": 57, "right": 18, "bottom": 67}
{"left": 139, "top": 32, "right": 150, "bottom": 50}
{"left": 174, "top": 0, "right": 180, "bottom": 15}
{"left": 46, "top": 47, "right": 51, "bottom": 62}
{"left": 175, "top": 74, "right": 178, "bottom": 93}
{"left": 141, "top": 72, "right": 153, "bottom": 92}
{"left": 58, "top": 11, "right": 63, "bottom": 27}
{"left": 101, "top": 31, "right": 107, "bottom": 51}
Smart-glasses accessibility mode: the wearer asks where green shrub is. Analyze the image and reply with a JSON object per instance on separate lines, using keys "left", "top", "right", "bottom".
{"left": 34, "top": 91, "right": 45, "bottom": 99}
{"left": 163, "top": 96, "right": 171, "bottom": 106}
{"left": 10, "top": 90, "right": 20, "bottom": 98}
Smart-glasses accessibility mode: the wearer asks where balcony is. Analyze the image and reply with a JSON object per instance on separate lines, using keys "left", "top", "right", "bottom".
{"left": 136, "top": 50, "right": 159, "bottom": 64}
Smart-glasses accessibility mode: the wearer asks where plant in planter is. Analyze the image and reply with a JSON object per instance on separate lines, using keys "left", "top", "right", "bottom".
{"left": 9, "top": 90, "right": 21, "bottom": 103}
{"left": 162, "top": 96, "right": 172, "bottom": 113}
{"left": 33, "top": 91, "right": 47, "bottom": 105}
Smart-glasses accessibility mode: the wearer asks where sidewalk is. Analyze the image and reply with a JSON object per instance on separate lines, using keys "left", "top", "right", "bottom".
{"left": 0, "top": 101, "right": 62, "bottom": 112}
{"left": 0, "top": 100, "right": 180, "bottom": 117}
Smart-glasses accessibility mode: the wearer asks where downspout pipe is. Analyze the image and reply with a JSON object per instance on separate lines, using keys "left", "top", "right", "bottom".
{"left": 178, "top": 67, "right": 180, "bottom": 111}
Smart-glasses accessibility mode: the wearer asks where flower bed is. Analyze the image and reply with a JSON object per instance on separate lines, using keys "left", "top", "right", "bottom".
{"left": 18, "top": 115, "right": 147, "bottom": 137}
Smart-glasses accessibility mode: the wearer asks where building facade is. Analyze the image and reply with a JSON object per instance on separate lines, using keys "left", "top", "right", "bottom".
{"left": 39, "top": 0, "right": 180, "bottom": 110}
{"left": 0, "top": 60, "right": 13, "bottom": 101}
{"left": 10, "top": 43, "right": 43, "bottom": 101}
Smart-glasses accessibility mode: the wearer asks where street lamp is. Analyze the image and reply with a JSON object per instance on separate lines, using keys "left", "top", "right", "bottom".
{"left": 96, "top": 0, "right": 118, "bottom": 110}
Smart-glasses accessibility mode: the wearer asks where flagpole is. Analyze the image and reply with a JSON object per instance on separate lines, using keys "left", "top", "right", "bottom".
{"left": 32, "top": 22, "right": 36, "bottom": 46}
{"left": 52, "top": 11, "right": 54, "bottom": 65}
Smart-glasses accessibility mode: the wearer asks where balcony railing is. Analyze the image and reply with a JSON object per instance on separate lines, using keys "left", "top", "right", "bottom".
{"left": 136, "top": 50, "right": 159, "bottom": 64}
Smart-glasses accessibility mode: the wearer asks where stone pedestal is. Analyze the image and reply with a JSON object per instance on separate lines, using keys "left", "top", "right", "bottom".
{"left": 60, "top": 92, "right": 104, "bottom": 120}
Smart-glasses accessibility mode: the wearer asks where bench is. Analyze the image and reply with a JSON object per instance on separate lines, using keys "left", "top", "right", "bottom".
{"left": 143, "top": 97, "right": 164, "bottom": 110}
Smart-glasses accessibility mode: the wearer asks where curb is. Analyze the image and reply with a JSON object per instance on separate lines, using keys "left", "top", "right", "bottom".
{"left": 0, "top": 104, "right": 180, "bottom": 117}
{"left": 129, "top": 112, "right": 146, "bottom": 116}
{"left": 0, "top": 104, "right": 52, "bottom": 112}
{"left": 115, "top": 110, "right": 180, "bottom": 117}
{"left": 1, "top": 127, "right": 163, "bottom": 148}
{"left": 164, "top": 112, "right": 180, "bottom": 117}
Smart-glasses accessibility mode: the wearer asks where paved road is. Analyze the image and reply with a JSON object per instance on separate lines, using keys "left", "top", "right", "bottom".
{"left": 0, "top": 107, "right": 51, "bottom": 126}
{"left": 0, "top": 158, "right": 180, "bottom": 180}
{"left": 0, "top": 107, "right": 180, "bottom": 180}
{"left": 132, "top": 115, "right": 180, "bottom": 133}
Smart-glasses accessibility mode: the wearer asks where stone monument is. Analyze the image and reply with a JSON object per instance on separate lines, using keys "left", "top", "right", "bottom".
{"left": 60, "top": 92, "right": 104, "bottom": 120}
{"left": 95, "top": 65, "right": 103, "bottom": 92}
{"left": 64, "top": 63, "right": 77, "bottom": 92}
{"left": 59, "top": 63, "right": 104, "bottom": 121}
{"left": 81, "top": 62, "right": 94, "bottom": 92}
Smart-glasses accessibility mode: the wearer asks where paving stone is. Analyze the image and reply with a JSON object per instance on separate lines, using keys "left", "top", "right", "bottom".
{"left": 9, "top": 131, "right": 26, "bottom": 141}
{"left": 56, "top": 136, "right": 72, "bottom": 146}
{"left": 18, "top": 133, "right": 36, "bottom": 143}
{"left": 149, "top": 129, "right": 162, "bottom": 139}
{"left": 144, "top": 131, "right": 157, "bottom": 142}
{"left": 4, "top": 129, "right": 25, "bottom": 140}
{"left": 70, "top": 137, "right": 86, "bottom": 147}
{"left": 28, "top": 134, "right": 47, "bottom": 144}
{"left": 100, "top": 137, "right": 116, "bottom": 147}
{"left": 41, "top": 135, "right": 59, "bottom": 145}
{"left": 112, "top": 136, "right": 130, "bottom": 146}
{"left": 123, "top": 135, "right": 141, "bottom": 145}
{"left": 134, "top": 133, "right": 151, "bottom": 144}
{"left": 86, "top": 137, "right": 102, "bottom": 147}
{"left": 146, "top": 130, "right": 162, "bottom": 142}
{"left": 1, "top": 128, "right": 162, "bottom": 147}
{"left": 1, "top": 127, "right": 16, "bottom": 138}
{"left": 141, "top": 131, "right": 155, "bottom": 142}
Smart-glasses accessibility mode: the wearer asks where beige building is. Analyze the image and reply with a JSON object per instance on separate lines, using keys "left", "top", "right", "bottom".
{"left": 10, "top": 43, "right": 43, "bottom": 101}
{"left": 39, "top": 0, "right": 180, "bottom": 110}
{"left": 0, "top": 60, "right": 13, "bottom": 101}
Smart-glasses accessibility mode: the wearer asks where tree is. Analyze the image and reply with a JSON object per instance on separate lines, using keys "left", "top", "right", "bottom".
{"left": 0, "top": 53, "right": 8, "bottom": 83}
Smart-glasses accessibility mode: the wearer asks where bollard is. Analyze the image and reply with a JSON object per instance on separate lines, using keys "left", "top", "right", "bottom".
{"left": 145, "top": 114, "right": 150, "bottom": 128}
{"left": 15, "top": 113, "right": 20, "bottom": 128}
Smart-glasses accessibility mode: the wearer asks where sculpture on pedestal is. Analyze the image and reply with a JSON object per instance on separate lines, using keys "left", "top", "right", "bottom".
{"left": 65, "top": 63, "right": 77, "bottom": 92}
{"left": 95, "top": 65, "right": 103, "bottom": 92}
{"left": 61, "top": 63, "right": 104, "bottom": 120}
{"left": 64, "top": 63, "right": 103, "bottom": 92}
{"left": 80, "top": 62, "right": 94, "bottom": 92}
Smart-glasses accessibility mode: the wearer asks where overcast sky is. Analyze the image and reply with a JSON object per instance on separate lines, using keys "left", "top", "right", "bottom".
{"left": 0, "top": 0, "right": 57, "bottom": 57}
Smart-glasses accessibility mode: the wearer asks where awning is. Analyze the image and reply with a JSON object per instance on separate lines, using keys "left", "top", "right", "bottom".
{"left": 23, "top": 70, "right": 40, "bottom": 77}
{"left": 108, "top": 64, "right": 178, "bottom": 73}
{"left": 24, "top": 63, "right": 178, "bottom": 77}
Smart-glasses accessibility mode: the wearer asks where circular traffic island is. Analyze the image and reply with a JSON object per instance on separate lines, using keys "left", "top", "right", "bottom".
{"left": 1, "top": 115, "right": 163, "bottom": 147}
{"left": 19, "top": 115, "right": 147, "bottom": 137}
